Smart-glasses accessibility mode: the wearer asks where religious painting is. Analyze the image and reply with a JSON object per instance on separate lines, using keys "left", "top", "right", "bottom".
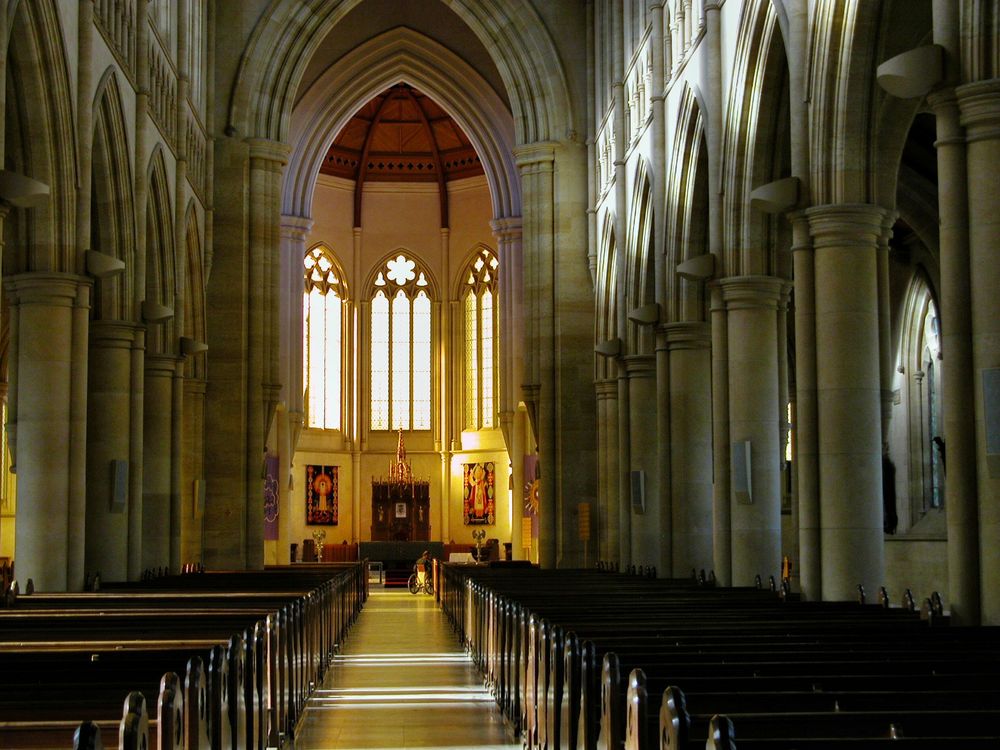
{"left": 263, "top": 453, "right": 279, "bottom": 540}
{"left": 463, "top": 461, "right": 496, "bottom": 525}
{"left": 305, "top": 464, "right": 339, "bottom": 525}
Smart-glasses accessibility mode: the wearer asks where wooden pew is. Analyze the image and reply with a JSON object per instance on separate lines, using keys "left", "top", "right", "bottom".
{"left": 0, "top": 563, "right": 365, "bottom": 749}
{"left": 439, "top": 565, "right": 1000, "bottom": 750}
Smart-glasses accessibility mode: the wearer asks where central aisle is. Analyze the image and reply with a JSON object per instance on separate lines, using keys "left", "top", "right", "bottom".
{"left": 294, "top": 589, "right": 520, "bottom": 749}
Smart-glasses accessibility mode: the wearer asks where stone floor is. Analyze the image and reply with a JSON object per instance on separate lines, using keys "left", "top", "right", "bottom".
{"left": 293, "top": 589, "right": 520, "bottom": 749}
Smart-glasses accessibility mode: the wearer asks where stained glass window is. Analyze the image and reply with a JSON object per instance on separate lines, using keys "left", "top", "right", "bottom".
{"left": 369, "top": 254, "right": 433, "bottom": 431}
{"left": 462, "top": 248, "right": 500, "bottom": 429}
{"left": 303, "top": 246, "right": 346, "bottom": 430}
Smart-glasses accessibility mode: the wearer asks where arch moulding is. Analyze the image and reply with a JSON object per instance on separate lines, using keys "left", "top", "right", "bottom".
{"left": 227, "top": 0, "right": 571, "bottom": 149}
{"left": 285, "top": 27, "right": 520, "bottom": 221}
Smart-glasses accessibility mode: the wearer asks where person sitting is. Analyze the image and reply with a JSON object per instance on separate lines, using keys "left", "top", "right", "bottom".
{"left": 415, "top": 550, "right": 431, "bottom": 586}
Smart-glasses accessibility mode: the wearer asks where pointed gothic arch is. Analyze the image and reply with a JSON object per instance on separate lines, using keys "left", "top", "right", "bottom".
{"left": 722, "top": 0, "right": 792, "bottom": 275}
{"left": 182, "top": 203, "right": 207, "bottom": 380}
{"left": 5, "top": 0, "right": 78, "bottom": 272}
{"left": 226, "top": 0, "right": 571, "bottom": 148}
{"left": 595, "top": 214, "right": 618, "bottom": 382}
{"left": 285, "top": 27, "right": 519, "bottom": 221}
{"left": 667, "top": 86, "right": 710, "bottom": 322}
{"left": 91, "top": 67, "right": 136, "bottom": 321}
{"left": 145, "top": 147, "right": 176, "bottom": 354}
{"left": 626, "top": 162, "right": 655, "bottom": 356}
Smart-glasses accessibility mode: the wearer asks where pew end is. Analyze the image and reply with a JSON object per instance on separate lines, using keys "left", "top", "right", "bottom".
{"left": 74, "top": 720, "right": 103, "bottom": 750}
{"left": 659, "top": 685, "right": 689, "bottom": 750}
{"left": 706, "top": 715, "right": 736, "bottom": 750}
{"left": 119, "top": 691, "right": 149, "bottom": 750}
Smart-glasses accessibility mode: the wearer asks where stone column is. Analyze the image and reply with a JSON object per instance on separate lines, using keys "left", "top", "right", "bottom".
{"left": 791, "top": 214, "right": 821, "bottom": 600}
{"left": 509, "top": 407, "right": 527, "bottom": 560}
{"left": 928, "top": 87, "right": 979, "bottom": 624}
{"left": 806, "top": 204, "right": 886, "bottom": 601}
{"left": 6, "top": 273, "right": 91, "bottom": 591}
{"left": 278, "top": 215, "right": 313, "bottom": 423}
{"left": 595, "top": 379, "right": 619, "bottom": 564}
{"left": 143, "top": 354, "right": 178, "bottom": 571}
{"left": 709, "top": 283, "right": 731, "bottom": 584}
{"left": 491, "top": 218, "right": 524, "bottom": 441}
{"left": 664, "top": 322, "right": 713, "bottom": 576}
{"left": 720, "top": 277, "right": 783, "bottom": 586}
{"left": 626, "top": 355, "right": 658, "bottom": 568}
{"left": 516, "top": 144, "right": 557, "bottom": 568}
{"left": 247, "top": 138, "right": 289, "bottom": 569}
{"left": 128, "top": 329, "right": 145, "bottom": 579}
{"left": 170, "top": 358, "right": 185, "bottom": 571}
{"left": 182, "top": 377, "right": 207, "bottom": 565}
{"left": 86, "top": 321, "right": 138, "bottom": 581}
{"left": 957, "top": 80, "right": 1000, "bottom": 624}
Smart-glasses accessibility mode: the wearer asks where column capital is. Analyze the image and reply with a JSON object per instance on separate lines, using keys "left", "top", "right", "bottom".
{"left": 514, "top": 142, "right": 557, "bottom": 170}
{"left": 594, "top": 379, "right": 618, "bottom": 398}
{"left": 145, "top": 353, "right": 182, "bottom": 376}
{"left": 957, "top": 79, "right": 1000, "bottom": 142}
{"left": 716, "top": 275, "right": 786, "bottom": 310}
{"left": 661, "top": 321, "right": 711, "bottom": 350}
{"left": 184, "top": 377, "right": 208, "bottom": 396}
{"left": 804, "top": 204, "right": 888, "bottom": 249}
{"left": 246, "top": 137, "right": 291, "bottom": 166}
{"left": 490, "top": 216, "right": 523, "bottom": 240}
{"left": 623, "top": 353, "right": 656, "bottom": 377}
{"left": 280, "top": 214, "right": 314, "bottom": 242}
{"left": 90, "top": 320, "right": 141, "bottom": 348}
{"left": 4, "top": 272, "right": 91, "bottom": 307}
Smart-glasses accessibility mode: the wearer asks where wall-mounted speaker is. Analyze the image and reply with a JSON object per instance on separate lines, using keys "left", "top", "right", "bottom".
{"left": 630, "top": 470, "right": 645, "bottom": 514}
{"left": 732, "top": 440, "right": 753, "bottom": 504}
{"left": 110, "top": 460, "right": 128, "bottom": 513}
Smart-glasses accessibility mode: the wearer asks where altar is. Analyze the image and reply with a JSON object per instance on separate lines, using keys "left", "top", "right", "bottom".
{"left": 370, "top": 430, "right": 430, "bottom": 542}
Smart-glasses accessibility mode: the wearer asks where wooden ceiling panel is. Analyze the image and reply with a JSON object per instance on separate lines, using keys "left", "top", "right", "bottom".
{"left": 322, "top": 83, "right": 484, "bottom": 183}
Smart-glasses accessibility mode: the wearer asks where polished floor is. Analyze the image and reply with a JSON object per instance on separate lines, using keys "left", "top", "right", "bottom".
{"left": 294, "top": 588, "right": 520, "bottom": 749}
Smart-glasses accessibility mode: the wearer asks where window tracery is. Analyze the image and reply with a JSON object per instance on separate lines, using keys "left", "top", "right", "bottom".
{"left": 370, "top": 253, "right": 432, "bottom": 431}
{"left": 462, "top": 248, "right": 499, "bottom": 430}
{"left": 303, "top": 245, "right": 347, "bottom": 430}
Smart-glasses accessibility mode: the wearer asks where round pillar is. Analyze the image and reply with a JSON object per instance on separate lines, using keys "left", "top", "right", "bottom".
{"left": 806, "top": 204, "right": 886, "bottom": 601}
{"left": 720, "top": 277, "right": 784, "bottom": 586}
{"left": 143, "top": 354, "right": 179, "bottom": 572}
{"left": 626, "top": 355, "right": 658, "bottom": 569}
{"left": 85, "top": 321, "right": 138, "bottom": 581}
{"left": 663, "top": 322, "right": 713, "bottom": 576}
{"left": 957, "top": 79, "right": 1000, "bottom": 624}
{"left": 6, "top": 273, "right": 91, "bottom": 591}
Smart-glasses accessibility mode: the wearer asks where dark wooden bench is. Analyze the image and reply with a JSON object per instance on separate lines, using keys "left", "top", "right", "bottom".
{"left": 0, "top": 563, "right": 365, "bottom": 749}
{"left": 439, "top": 565, "right": 1000, "bottom": 750}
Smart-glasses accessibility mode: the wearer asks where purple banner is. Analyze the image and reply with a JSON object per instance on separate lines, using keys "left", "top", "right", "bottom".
{"left": 263, "top": 453, "right": 279, "bottom": 540}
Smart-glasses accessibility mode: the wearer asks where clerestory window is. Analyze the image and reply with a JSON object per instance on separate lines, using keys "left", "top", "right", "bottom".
{"left": 370, "top": 253, "right": 432, "bottom": 431}
{"left": 462, "top": 247, "right": 499, "bottom": 430}
{"left": 303, "top": 245, "right": 346, "bottom": 430}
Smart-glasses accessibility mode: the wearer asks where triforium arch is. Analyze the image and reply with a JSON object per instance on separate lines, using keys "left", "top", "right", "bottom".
{"left": 226, "top": 0, "right": 572, "bottom": 147}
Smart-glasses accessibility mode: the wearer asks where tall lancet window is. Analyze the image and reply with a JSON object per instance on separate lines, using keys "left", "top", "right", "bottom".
{"left": 303, "top": 245, "right": 346, "bottom": 430}
{"left": 462, "top": 247, "right": 499, "bottom": 430}
{"left": 370, "top": 253, "right": 433, "bottom": 431}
